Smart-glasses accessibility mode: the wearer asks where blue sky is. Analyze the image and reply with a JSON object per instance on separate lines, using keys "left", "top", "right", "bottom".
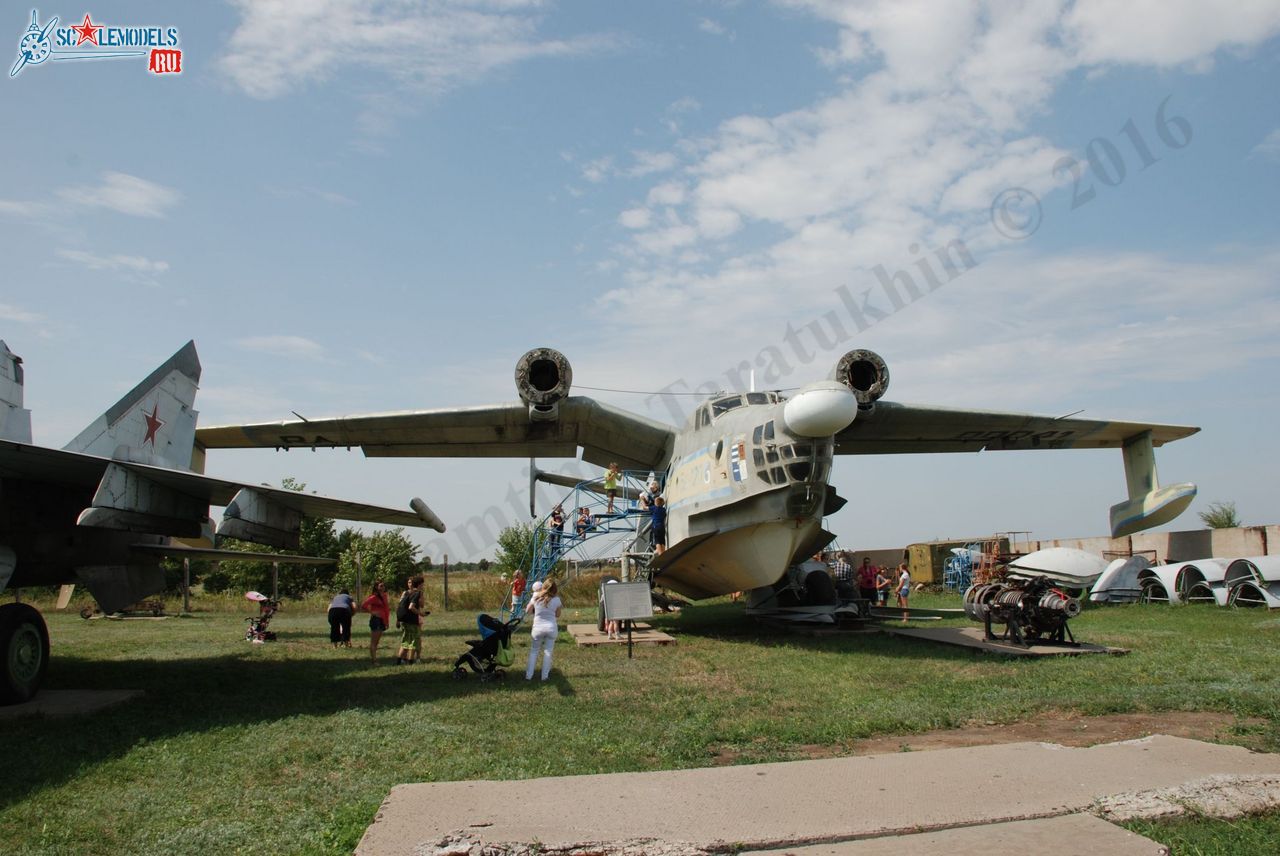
{"left": 3, "top": 1, "right": 1278, "bottom": 561}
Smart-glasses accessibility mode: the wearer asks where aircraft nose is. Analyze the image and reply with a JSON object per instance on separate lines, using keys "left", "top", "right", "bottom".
{"left": 782, "top": 381, "right": 857, "bottom": 437}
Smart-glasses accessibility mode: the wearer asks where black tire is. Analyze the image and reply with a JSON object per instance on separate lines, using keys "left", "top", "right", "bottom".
{"left": 804, "top": 571, "right": 837, "bottom": 607}
{"left": 451, "top": 667, "right": 467, "bottom": 680}
{"left": 79, "top": 606, "right": 94, "bottom": 620}
{"left": 0, "top": 603, "right": 50, "bottom": 705}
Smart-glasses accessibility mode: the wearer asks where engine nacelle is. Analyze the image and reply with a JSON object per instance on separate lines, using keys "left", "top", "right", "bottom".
{"left": 515, "top": 348, "right": 573, "bottom": 422}
{"left": 830, "top": 349, "right": 890, "bottom": 409}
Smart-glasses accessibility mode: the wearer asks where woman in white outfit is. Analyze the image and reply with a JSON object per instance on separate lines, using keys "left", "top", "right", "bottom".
{"left": 525, "top": 579, "right": 563, "bottom": 681}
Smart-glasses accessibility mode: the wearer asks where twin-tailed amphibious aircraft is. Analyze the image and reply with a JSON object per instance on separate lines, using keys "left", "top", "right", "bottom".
{"left": 197, "top": 347, "right": 1199, "bottom": 620}
{"left": 0, "top": 340, "right": 444, "bottom": 703}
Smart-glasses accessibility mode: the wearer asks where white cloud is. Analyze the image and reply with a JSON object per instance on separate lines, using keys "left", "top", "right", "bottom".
{"left": 1064, "top": 0, "right": 1280, "bottom": 67}
{"left": 647, "top": 182, "right": 686, "bottom": 206}
{"left": 266, "top": 185, "right": 358, "bottom": 206}
{"left": 0, "top": 303, "right": 43, "bottom": 324}
{"left": 0, "top": 199, "right": 54, "bottom": 220}
{"left": 698, "top": 18, "right": 733, "bottom": 39}
{"left": 582, "top": 156, "right": 614, "bottom": 183}
{"left": 618, "top": 207, "right": 651, "bottom": 229}
{"left": 627, "top": 150, "right": 678, "bottom": 177}
{"left": 1253, "top": 128, "right": 1280, "bottom": 160}
{"left": 58, "top": 249, "right": 170, "bottom": 275}
{"left": 56, "top": 172, "right": 180, "bottom": 219}
{"left": 594, "top": 0, "right": 1280, "bottom": 350}
{"left": 236, "top": 336, "right": 327, "bottom": 360}
{"left": 221, "top": 0, "right": 611, "bottom": 100}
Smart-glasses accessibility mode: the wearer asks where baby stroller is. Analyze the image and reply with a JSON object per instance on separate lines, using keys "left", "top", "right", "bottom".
{"left": 244, "top": 591, "right": 280, "bottom": 643}
{"left": 451, "top": 614, "right": 519, "bottom": 681}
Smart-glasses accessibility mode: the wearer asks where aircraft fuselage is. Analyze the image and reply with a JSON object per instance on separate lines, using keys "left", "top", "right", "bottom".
{"left": 654, "top": 391, "right": 840, "bottom": 599}
{"left": 0, "top": 475, "right": 166, "bottom": 589}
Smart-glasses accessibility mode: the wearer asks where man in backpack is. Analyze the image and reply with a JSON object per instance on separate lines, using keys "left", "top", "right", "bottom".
{"left": 394, "top": 574, "right": 428, "bottom": 665}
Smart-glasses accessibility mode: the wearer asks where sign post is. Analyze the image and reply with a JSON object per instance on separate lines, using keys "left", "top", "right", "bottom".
{"left": 602, "top": 582, "right": 653, "bottom": 659}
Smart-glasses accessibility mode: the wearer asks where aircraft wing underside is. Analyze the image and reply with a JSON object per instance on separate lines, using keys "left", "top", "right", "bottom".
{"left": 834, "top": 402, "right": 1199, "bottom": 454}
{"left": 129, "top": 543, "right": 336, "bottom": 564}
{"left": 197, "top": 397, "right": 676, "bottom": 471}
{"left": 0, "top": 439, "right": 433, "bottom": 530}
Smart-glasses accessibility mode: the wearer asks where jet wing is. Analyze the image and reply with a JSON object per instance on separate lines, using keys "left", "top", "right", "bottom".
{"left": 834, "top": 401, "right": 1199, "bottom": 454}
{"left": 119, "top": 460, "right": 434, "bottom": 528}
{"left": 196, "top": 396, "right": 676, "bottom": 471}
{"left": 0, "top": 439, "right": 436, "bottom": 529}
{"left": 129, "top": 543, "right": 336, "bottom": 564}
{"left": 0, "top": 438, "right": 108, "bottom": 484}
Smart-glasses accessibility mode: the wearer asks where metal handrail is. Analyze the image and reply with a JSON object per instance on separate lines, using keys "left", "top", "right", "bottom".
{"left": 501, "top": 469, "right": 664, "bottom": 622}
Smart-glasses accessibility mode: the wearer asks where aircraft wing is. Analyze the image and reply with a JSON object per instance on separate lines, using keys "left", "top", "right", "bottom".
{"left": 129, "top": 543, "right": 336, "bottom": 564}
{"left": 834, "top": 401, "right": 1199, "bottom": 454}
{"left": 196, "top": 396, "right": 676, "bottom": 471}
{"left": 0, "top": 439, "right": 438, "bottom": 530}
{"left": 120, "top": 460, "right": 434, "bottom": 528}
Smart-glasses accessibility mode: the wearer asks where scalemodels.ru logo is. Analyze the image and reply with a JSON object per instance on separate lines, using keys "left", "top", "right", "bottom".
{"left": 10, "top": 9, "right": 182, "bottom": 78}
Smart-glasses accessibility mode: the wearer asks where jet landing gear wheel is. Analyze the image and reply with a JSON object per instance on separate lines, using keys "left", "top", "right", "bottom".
{"left": 803, "top": 570, "right": 837, "bottom": 607}
{"left": 0, "top": 603, "right": 50, "bottom": 704}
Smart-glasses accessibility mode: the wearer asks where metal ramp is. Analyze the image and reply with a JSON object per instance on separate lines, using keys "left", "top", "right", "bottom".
{"left": 500, "top": 469, "right": 663, "bottom": 623}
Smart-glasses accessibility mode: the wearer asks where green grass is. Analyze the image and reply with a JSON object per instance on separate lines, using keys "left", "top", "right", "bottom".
{"left": 2, "top": 596, "right": 1279, "bottom": 854}
{"left": 1120, "top": 811, "right": 1280, "bottom": 854}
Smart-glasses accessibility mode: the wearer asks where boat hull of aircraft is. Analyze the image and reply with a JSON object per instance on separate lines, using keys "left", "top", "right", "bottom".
{"left": 656, "top": 517, "right": 827, "bottom": 600}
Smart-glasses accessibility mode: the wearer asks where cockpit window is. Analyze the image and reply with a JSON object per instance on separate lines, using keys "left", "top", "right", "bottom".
{"left": 746, "top": 392, "right": 771, "bottom": 405}
{"left": 711, "top": 396, "right": 743, "bottom": 417}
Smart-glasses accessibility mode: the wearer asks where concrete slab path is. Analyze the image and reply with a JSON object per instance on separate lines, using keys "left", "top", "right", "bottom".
{"left": 358, "top": 735, "right": 1280, "bottom": 854}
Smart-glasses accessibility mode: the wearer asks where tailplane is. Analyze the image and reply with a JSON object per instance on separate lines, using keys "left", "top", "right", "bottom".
{"left": 63, "top": 341, "right": 201, "bottom": 471}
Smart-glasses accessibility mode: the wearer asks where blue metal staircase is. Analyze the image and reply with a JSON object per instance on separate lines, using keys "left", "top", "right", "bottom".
{"left": 500, "top": 469, "right": 663, "bottom": 622}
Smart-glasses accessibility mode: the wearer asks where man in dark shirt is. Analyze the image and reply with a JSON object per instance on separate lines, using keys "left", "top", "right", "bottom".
{"left": 549, "top": 505, "right": 565, "bottom": 552}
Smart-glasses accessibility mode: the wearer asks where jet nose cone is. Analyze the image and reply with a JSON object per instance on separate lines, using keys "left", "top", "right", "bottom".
{"left": 782, "top": 381, "right": 857, "bottom": 437}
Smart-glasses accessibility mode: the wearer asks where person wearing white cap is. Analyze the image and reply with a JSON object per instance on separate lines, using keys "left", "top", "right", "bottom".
{"left": 525, "top": 579, "right": 562, "bottom": 681}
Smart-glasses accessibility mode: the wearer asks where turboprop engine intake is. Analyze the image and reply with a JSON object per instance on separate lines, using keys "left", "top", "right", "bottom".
{"left": 830, "top": 349, "right": 890, "bottom": 409}
{"left": 515, "top": 348, "right": 573, "bottom": 422}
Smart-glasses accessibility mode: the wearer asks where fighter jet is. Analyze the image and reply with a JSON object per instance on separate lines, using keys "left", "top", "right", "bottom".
{"left": 196, "top": 347, "right": 1198, "bottom": 621}
{"left": 0, "top": 340, "right": 445, "bottom": 704}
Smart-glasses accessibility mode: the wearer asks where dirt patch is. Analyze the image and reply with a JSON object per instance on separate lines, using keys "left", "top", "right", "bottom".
{"left": 1095, "top": 774, "right": 1280, "bottom": 822}
{"left": 710, "top": 711, "right": 1268, "bottom": 765}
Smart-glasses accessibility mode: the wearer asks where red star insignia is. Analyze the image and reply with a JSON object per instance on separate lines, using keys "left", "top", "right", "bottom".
{"left": 72, "top": 14, "right": 102, "bottom": 47}
{"left": 142, "top": 403, "right": 165, "bottom": 446}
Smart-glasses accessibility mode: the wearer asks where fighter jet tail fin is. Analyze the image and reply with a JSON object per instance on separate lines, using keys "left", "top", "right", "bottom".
{"left": 63, "top": 341, "right": 202, "bottom": 471}
{"left": 1109, "top": 430, "right": 1197, "bottom": 537}
{"left": 0, "top": 341, "right": 32, "bottom": 443}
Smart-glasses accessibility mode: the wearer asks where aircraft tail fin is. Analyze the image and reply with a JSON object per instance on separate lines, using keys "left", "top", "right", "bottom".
{"left": 63, "top": 341, "right": 202, "bottom": 471}
{"left": 0, "top": 340, "right": 33, "bottom": 443}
